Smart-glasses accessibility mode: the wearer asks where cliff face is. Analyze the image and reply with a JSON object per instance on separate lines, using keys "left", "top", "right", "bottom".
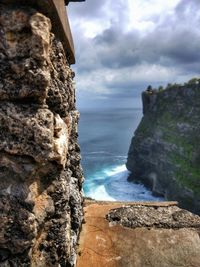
{"left": 127, "top": 82, "right": 200, "bottom": 214}
{"left": 0, "top": 5, "right": 83, "bottom": 267}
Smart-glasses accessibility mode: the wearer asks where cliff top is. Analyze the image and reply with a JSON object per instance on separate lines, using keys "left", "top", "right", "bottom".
{"left": 145, "top": 77, "right": 200, "bottom": 95}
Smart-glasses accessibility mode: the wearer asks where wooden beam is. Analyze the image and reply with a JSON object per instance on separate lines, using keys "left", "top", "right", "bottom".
{"left": 65, "top": 0, "right": 85, "bottom": 4}
{"left": 49, "top": 0, "right": 75, "bottom": 64}
{"left": 1, "top": 0, "right": 78, "bottom": 64}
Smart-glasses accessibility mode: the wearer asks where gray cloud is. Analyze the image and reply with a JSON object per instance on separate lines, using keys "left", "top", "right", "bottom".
{"left": 92, "top": 1, "right": 200, "bottom": 70}
{"left": 68, "top": 0, "right": 200, "bottom": 109}
{"left": 68, "top": 0, "right": 106, "bottom": 18}
{"left": 175, "top": 0, "right": 200, "bottom": 17}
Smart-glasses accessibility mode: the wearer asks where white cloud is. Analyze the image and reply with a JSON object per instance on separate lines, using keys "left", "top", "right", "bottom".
{"left": 126, "top": 0, "right": 181, "bottom": 32}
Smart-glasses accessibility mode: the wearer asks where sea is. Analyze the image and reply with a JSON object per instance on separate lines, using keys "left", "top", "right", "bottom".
{"left": 78, "top": 108, "right": 163, "bottom": 202}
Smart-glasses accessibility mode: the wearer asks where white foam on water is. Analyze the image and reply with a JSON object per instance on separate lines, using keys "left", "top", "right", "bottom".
{"left": 84, "top": 164, "right": 164, "bottom": 202}
{"left": 104, "top": 164, "right": 127, "bottom": 176}
{"left": 86, "top": 185, "right": 116, "bottom": 201}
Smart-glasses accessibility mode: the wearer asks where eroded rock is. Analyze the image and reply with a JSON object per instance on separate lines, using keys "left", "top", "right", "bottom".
{"left": 0, "top": 4, "right": 83, "bottom": 267}
{"left": 106, "top": 205, "right": 200, "bottom": 229}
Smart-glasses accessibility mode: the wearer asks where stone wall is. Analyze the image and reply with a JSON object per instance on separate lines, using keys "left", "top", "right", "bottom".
{"left": 0, "top": 5, "right": 83, "bottom": 267}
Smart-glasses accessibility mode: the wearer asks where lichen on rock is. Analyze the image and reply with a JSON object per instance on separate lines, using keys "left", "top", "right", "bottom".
{"left": 0, "top": 4, "right": 83, "bottom": 267}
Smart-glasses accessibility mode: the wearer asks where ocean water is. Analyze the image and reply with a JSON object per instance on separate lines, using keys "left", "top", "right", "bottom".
{"left": 78, "top": 108, "right": 163, "bottom": 202}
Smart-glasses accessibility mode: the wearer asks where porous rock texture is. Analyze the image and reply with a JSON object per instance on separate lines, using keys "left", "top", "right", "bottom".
{"left": 127, "top": 83, "right": 200, "bottom": 214}
{"left": 0, "top": 5, "right": 83, "bottom": 267}
{"left": 106, "top": 205, "right": 200, "bottom": 229}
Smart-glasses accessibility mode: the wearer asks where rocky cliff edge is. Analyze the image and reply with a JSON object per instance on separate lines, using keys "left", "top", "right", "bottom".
{"left": 127, "top": 80, "right": 200, "bottom": 214}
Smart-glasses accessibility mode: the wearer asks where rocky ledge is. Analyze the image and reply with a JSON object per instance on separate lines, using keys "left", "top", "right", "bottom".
{"left": 106, "top": 205, "right": 200, "bottom": 229}
{"left": 127, "top": 80, "right": 200, "bottom": 214}
{"left": 77, "top": 200, "right": 200, "bottom": 267}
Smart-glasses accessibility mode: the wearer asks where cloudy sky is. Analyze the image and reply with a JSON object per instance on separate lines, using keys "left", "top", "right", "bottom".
{"left": 67, "top": 0, "right": 200, "bottom": 109}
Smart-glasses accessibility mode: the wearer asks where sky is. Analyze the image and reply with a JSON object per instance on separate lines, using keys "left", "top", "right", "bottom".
{"left": 67, "top": 0, "right": 200, "bottom": 110}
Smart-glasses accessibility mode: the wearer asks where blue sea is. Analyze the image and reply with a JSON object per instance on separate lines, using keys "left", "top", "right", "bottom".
{"left": 78, "top": 108, "right": 163, "bottom": 202}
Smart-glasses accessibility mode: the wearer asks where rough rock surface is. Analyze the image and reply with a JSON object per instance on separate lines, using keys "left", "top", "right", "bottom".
{"left": 106, "top": 205, "right": 200, "bottom": 229}
{"left": 77, "top": 201, "right": 200, "bottom": 267}
{"left": 0, "top": 5, "right": 83, "bottom": 267}
{"left": 127, "top": 83, "right": 200, "bottom": 214}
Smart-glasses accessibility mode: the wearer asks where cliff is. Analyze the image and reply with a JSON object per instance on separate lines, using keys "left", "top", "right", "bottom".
{"left": 0, "top": 4, "right": 83, "bottom": 267}
{"left": 127, "top": 80, "right": 200, "bottom": 214}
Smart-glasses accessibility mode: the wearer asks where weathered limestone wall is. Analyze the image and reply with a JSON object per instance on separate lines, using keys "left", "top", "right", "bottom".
{"left": 0, "top": 5, "right": 83, "bottom": 267}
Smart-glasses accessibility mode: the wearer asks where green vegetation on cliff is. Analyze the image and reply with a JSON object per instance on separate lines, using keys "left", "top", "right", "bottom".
{"left": 127, "top": 78, "right": 200, "bottom": 214}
